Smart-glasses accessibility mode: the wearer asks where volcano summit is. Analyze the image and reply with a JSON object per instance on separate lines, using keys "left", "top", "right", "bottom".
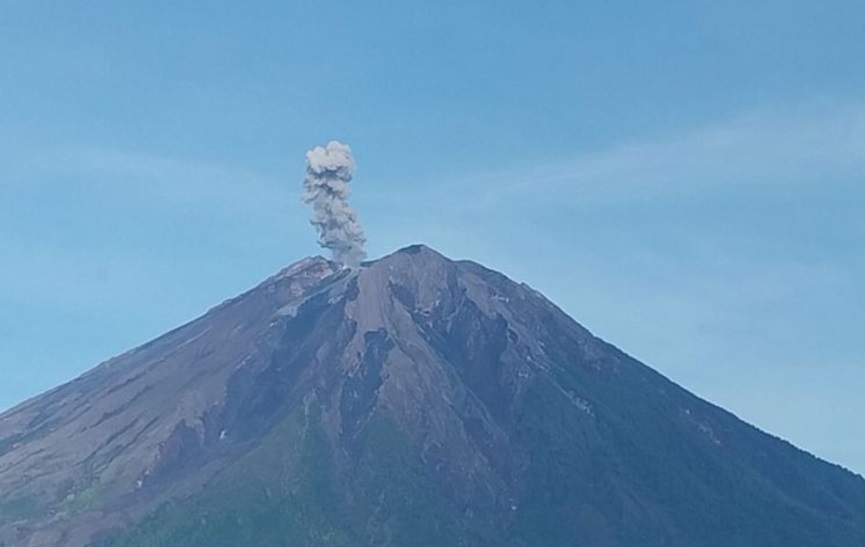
{"left": 1, "top": 245, "right": 864, "bottom": 547}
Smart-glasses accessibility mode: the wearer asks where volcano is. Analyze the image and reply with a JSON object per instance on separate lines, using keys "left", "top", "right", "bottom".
{"left": 1, "top": 245, "right": 864, "bottom": 547}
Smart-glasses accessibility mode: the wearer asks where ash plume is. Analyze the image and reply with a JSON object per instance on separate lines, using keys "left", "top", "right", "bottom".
{"left": 302, "top": 141, "right": 367, "bottom": 267}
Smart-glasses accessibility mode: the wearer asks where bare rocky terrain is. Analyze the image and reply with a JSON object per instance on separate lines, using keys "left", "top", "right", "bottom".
{"left": 2, "top": 245, "right": 864, "bottom": 546}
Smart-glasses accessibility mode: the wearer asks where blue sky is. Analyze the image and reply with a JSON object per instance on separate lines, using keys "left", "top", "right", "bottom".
{"left": 1, "top": 1, "right": 864, "bottom": 473}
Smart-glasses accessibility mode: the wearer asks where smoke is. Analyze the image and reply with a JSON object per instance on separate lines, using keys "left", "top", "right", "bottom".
{"left": 302, "top": 141, "right": 367, "bottom": 267}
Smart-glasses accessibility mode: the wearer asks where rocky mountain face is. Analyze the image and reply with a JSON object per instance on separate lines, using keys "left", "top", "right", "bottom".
{"left": 1, "top": 244, "right": 865, "bottom": 547}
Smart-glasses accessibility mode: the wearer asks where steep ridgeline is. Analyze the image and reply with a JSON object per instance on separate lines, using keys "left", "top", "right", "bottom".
{"left": 1, "top": 245, "right": 864, "bottom": 547}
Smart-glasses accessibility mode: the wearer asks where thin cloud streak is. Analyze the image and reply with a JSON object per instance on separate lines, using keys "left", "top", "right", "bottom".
{"left": 386, "top": 103, "right": 865, "bottom": 215}
{"left": 21, "top": 146, "right": 293, "bottom": 219}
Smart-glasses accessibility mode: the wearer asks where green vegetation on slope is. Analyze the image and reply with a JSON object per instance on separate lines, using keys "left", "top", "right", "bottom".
{"left": 94, "top": 403, "right": 483, "bottom": 547}
{"left": 95, "top": 402, "right": 352, "bottom": 547}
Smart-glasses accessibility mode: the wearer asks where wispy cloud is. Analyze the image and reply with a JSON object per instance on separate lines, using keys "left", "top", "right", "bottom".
{"left": 394, "top": 102, "right": 865, "bottom": 214}
{"left": 47, "top": 146, "right": 292, "bottom": 215}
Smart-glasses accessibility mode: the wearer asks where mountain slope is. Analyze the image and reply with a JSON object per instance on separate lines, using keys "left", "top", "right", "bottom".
{"left": 1, "top": 245, "right": 864, "bottom": 546}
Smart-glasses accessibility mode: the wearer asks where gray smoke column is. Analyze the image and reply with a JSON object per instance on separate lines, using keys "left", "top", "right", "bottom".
{"left": 302, "top": 141, "right": 367, "bottom": 267}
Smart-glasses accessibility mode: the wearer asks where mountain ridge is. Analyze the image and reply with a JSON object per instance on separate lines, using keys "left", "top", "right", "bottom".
{"left": 1, "top": 244, "right": 864, "bottom": 547}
